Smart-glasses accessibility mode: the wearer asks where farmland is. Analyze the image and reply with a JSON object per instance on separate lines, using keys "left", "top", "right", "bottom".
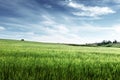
{"left": 0, "top": 39, "right": 120, "bottom": 80}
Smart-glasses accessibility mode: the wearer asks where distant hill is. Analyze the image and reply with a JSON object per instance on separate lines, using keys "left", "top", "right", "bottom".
{"left": 1, "top": 39, "right": 120, "bottom": 48}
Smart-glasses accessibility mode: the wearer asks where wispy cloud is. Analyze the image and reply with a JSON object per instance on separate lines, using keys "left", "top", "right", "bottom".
{"left": 0, "top": 26, "right": 5, "bottom": 31}
{"left": 22, "top": 23, "right": 120, "bottom": 44}
{"left": 0, "top": 0, "right": 120, "bottom": 44}
{"left": 68, "top": 2, "right": 115, "bottom": 17}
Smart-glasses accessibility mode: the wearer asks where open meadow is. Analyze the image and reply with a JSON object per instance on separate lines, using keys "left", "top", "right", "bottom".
{"left": 0, "top": 39, "right": 120, "bottom": 80}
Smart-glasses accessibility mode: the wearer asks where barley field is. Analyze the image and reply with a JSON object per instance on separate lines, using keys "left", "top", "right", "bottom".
{"left": 0, "top": 39, "right": 120, "bottom": 80}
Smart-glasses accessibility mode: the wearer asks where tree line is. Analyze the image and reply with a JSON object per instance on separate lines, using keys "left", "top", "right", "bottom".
{"left": 97, "top": 40, "right": 118, "bottom": 46}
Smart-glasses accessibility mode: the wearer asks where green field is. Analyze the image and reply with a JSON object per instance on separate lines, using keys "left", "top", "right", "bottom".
{"left": 0, "top": 39, "right": 120, "bottom": 80}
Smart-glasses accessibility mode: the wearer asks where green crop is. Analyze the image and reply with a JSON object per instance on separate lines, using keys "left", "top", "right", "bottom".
{"left": 0, "top": 39, "right": 120, "bottom": 80}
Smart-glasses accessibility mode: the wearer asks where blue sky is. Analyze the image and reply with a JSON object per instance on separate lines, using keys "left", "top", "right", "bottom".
{"left": 0, "top": 0, "right": 120, "bottom": 44}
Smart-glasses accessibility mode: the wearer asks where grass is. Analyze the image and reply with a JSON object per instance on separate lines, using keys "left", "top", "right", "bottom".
{"left": 0, "top": 39, "right": 120, "bottom": 80}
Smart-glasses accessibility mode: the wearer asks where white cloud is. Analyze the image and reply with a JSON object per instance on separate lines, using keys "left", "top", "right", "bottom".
{"left": 29, "top": 34, "right": 82, "bottom": 44}
{"left": 0, "top": 26, "right": 5, "bottom": 31}
{"left": 68, "top": 2, "right": 115, "bottom": 17}
{"left": 0, "top": 0, "right": 119, "bottom": 44}
{"left": 71, "top": 23, "right": 120, "bottom": 33}
{"left": 16, "top": 24, "right": 83, "bottom": 44}
{"left": 111, "top": 24, "right": 120, "bottom": 33}
{"left": 23, "top": 24, "right": 120, "bottom": 44}
{"left": 41, "top": 15, "right": 56, "bottom": 25}
{"left": 2, "top": 22, "right": 120, "bottom": 44}
{"left": 44, "top": 25, "right": 69, "bottom": 34}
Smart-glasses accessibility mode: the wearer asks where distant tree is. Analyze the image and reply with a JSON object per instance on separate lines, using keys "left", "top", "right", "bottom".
{"left": 107, "top": 40, "right": 112, "bottom": 44}
{"left": 113, "top": 40, "right": 117, "bottom": 43}
{"left": 101, "top": 40, "right": 108, "bottom": 45}
{"left": 21, "top": 39, "right": 24, "bottom": 41}
{"left": 97, "top": 40, "right": 105, "bottom": 46}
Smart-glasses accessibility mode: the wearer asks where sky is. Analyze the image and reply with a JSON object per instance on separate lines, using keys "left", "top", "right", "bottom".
{"left": 0, "top": 0, "right": 120, "bottom": 44}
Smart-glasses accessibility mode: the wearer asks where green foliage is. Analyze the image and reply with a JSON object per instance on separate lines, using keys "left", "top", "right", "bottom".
{"left": 21, "top": 39, "right": 24, "bottom": 41}
{"left": 113, "top": 40, "right": 117, "bottom": 44}
{"left": 82, "top": 40, "right": 120, "bottom": 47}
{"left": 97, "top": 40, "right": 112, "bottom": 46}
{"left": 0, "top": 39, "right": 120, "bottom": 80}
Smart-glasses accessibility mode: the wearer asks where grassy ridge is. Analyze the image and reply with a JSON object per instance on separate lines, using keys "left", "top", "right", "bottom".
{"left": 0, "top": 39, "right": 120, "bottom": 80}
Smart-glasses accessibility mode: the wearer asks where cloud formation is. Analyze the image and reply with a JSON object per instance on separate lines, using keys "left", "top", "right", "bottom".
{"left": 68, "top": 2, "right": 115, "bottom": 17}
{"left": 0, "top": 0, "right": 120, "bottom": 44}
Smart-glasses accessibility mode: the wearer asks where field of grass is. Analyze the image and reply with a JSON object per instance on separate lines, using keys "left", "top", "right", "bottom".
{"left": 0, "top": 39, "right": 120, "bottom": 80}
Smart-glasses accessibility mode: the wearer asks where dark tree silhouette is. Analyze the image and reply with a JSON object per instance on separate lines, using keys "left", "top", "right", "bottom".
{"left": 97, "top": 40, "right": 112, "bottom": 46}
{"left": 113, "top": 40, "right": 117, "bottom": 43}
{"left": 21, "top": 39, "right": 24, "bottom": 41}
